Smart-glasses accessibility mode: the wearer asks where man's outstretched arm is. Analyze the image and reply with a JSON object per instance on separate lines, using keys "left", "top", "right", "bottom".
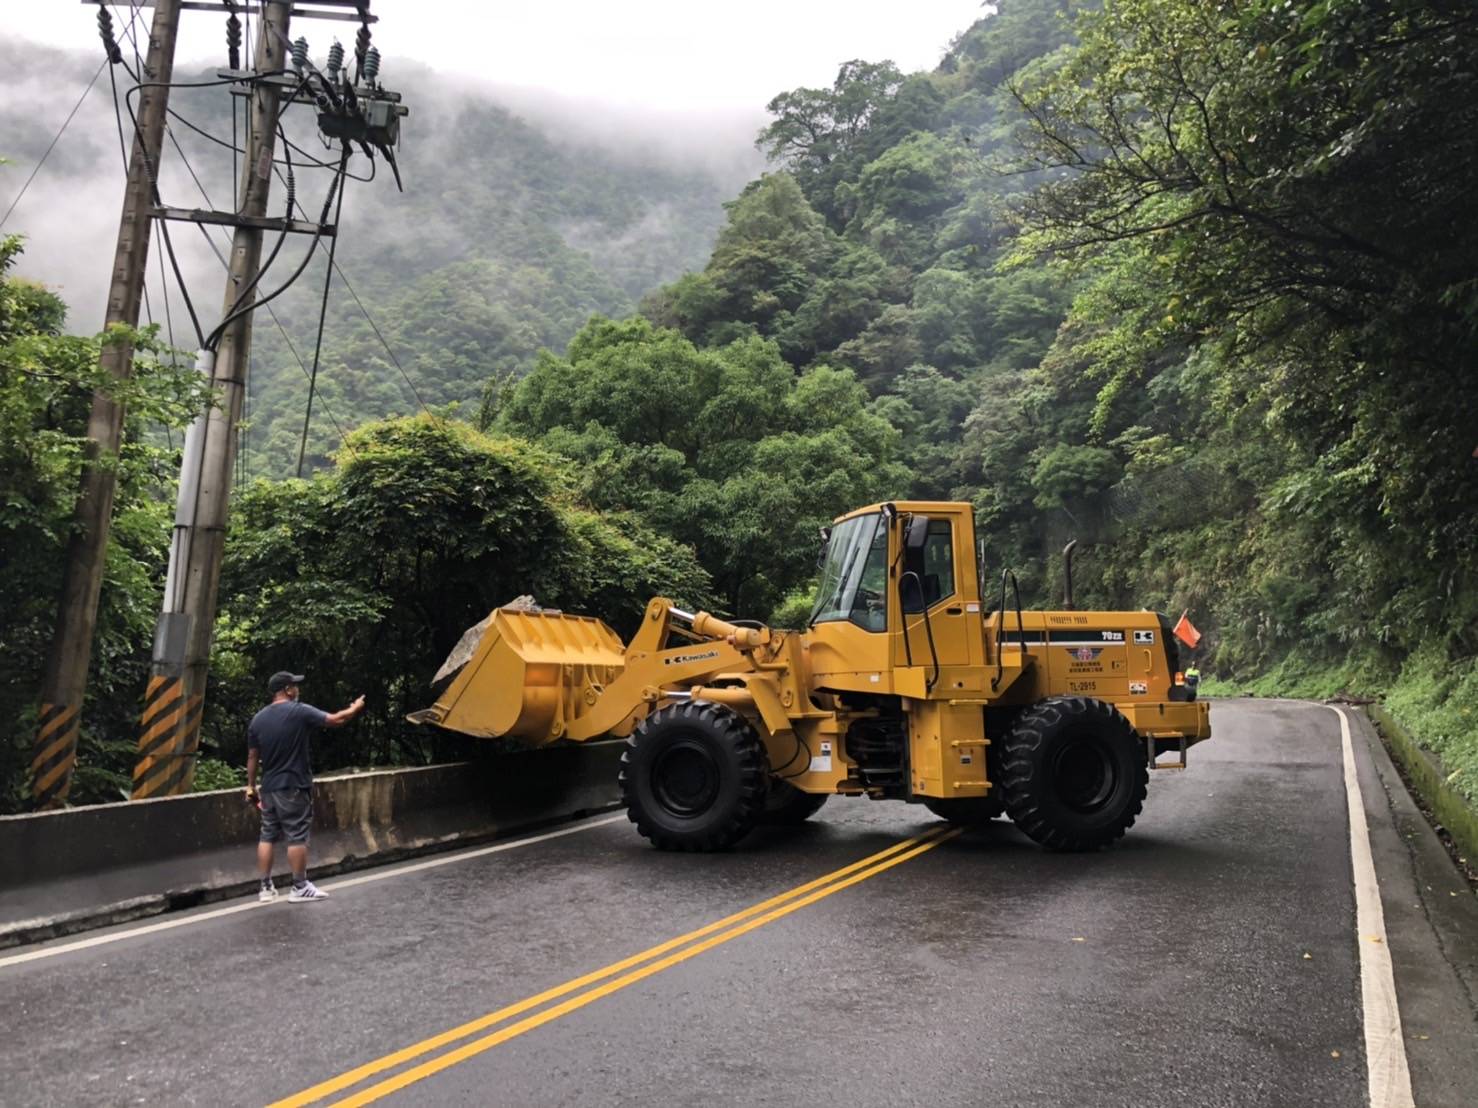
{"left": 323, "top": 695, "right": 366, "bottom": 728}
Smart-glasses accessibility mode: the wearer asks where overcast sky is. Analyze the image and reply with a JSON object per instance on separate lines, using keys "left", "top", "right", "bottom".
{"left": 6, "top": 1, "right": 984, "bottom": 111}
{"left": 2, "top": 2, "right": 988, "bottom": 327}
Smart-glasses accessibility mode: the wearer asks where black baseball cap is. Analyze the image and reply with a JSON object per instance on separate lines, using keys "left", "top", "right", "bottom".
{"left": 267, "top": 671, "right": 306, "bottom": 694}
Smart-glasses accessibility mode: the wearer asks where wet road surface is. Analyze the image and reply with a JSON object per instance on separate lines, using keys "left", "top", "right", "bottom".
{"left": 3, "top": 700, "right": 1475, "bottom": 1107}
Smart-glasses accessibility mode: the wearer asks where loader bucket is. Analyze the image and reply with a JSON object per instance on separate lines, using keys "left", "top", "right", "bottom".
{"left": 409, "top": 609, "right": 627, "bottom": 745}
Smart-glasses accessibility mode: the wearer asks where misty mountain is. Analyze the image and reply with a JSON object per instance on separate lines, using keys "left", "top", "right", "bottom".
{"left": 0, "top": 37, "right": 763, "bottom": 476}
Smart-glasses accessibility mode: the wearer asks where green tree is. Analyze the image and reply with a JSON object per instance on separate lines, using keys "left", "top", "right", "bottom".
{"left": 209, "top": 415, "right": 710, "bottom": 772}
{"left": 871, "top": 364, "right": 979, "bottom": 498}
{"left": 1009, "top": 0, "right": 1478, "bottom": 661}
{"left": 0, "top": 236, "right": 210, "bottom": 811}
{"left": 644, "top": 174, "right": 840, "bottom": 355}
{"left": 758, "top": 60, "right": 906, "bottom": 225}
{"left": 500, "top": 318, "right": 907, "bottom": 614}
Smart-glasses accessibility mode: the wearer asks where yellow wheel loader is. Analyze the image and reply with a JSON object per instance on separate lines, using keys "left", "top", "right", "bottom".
{"left": 410, "top": 501, "right": 1211, "bottom": 851}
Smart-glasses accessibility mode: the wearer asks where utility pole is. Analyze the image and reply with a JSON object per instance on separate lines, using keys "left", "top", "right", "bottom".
{"left": 30, "top": 0, "right": 182, "bottom": 810}
{"left": 132, "top": 1, "right": 404, "bottom": 798}
{"left": 132, "top": 1, "right": 294, "bottom": 800}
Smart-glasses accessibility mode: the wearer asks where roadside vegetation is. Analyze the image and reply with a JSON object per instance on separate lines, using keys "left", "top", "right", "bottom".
{"left": 1, "top": 0, "right": 1473, "bottom": 811}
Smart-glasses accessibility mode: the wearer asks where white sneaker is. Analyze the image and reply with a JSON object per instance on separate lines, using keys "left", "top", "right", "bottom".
{"left": 288, "top": 880, "right": 330, "bottom": 902}
{"left": 258, "top": 883, "right": 278, "bottom": 903}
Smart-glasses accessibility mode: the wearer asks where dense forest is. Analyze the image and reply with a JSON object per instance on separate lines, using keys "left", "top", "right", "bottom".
{"left": 237, "top": 74, "right": 752, "bottom": 477}
{"left": 1, "top": 0, "right": 1474, "bottom": 813}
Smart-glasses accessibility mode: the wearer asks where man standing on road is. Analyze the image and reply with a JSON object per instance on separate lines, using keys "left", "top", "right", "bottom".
{"left": 1184, "top": 661, "right": 1202, "bottom": 701}
{"left": 246, "top": 671, "right": 365, "bottom": 903}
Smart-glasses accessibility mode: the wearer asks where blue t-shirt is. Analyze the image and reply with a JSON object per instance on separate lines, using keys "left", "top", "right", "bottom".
{"left": 248, "top": 700, "right": 329, "bottom": 792}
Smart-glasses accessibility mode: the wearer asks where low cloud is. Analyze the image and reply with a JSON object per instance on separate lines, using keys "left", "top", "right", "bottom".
{"left": 2, "top": 41, "right": 764, "bottom": 335}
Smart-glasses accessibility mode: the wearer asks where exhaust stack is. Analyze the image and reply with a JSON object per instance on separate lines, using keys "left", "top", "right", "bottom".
{"left": 1063, "top": 540, "right": 1078, "bottom": 611}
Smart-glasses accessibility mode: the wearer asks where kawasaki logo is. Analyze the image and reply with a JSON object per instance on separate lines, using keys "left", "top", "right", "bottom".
{"left": 665, "top": 650, "right": 720, "bottom": 666}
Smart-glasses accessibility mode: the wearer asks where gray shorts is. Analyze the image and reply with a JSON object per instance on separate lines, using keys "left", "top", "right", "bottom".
{"left": 259, "top": 788, "right": 313, "bottom": 844}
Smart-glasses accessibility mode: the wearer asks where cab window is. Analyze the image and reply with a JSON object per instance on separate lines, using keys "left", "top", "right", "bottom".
{"left": 923, "top": 519, "right": 955, "bottom": 604}
{"left": 903, "top": 518, "right": 955, "bottom": 611}
{"left": 809, "top": 513, "right": 889, "bottom": 632}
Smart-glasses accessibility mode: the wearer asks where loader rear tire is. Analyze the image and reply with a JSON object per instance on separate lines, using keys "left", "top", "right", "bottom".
{"left": 1000, "top": 697, "right": 1147, "bottom": 851}
{"left": 760, "top": 780, "right": 830, "bottom": 825}
{"left": 620, "top": 701, "right": 767, "bottom": 851}
{"left": 922, "top": 795, "right": 1005, "bottom": 825}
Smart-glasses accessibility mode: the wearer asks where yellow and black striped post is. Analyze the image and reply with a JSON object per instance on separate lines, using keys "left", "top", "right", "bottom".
{"left": 30, "top": 702, "right": 82, "bottom": 809}
{"left": 132, "top": 675, "right": 204, "bottom": 799}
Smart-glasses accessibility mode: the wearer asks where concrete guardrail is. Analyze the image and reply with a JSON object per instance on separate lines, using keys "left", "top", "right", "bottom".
{"left": 1368, "top": 705, "right": 1478, "bottom": 877}
{"left": 0, "top": 741, "right": 625, "bottom": 949}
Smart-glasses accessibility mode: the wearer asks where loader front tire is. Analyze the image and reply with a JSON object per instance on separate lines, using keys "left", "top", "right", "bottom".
{"left": 620, "top": 701, "right": 767, "bottom": 851}
{"left": 760, "top": 780, "right": 830, "bottom": 825}
{"left": 1000, "top": 697, "right": 1147, "bottom": 851}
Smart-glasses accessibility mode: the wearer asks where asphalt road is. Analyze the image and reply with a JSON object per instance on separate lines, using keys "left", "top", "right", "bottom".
{"left": 3, "top": 700, "right": 1475, "bottom": 1107}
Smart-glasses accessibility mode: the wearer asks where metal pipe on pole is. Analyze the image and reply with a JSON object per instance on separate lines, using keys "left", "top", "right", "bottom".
{"left": 30, "top": 0, "right": 183, "bottom": 810}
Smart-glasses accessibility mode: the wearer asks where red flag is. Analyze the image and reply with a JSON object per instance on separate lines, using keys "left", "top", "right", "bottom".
{"left": 1173, "top": 610, "right": 1202, "bottom": 649}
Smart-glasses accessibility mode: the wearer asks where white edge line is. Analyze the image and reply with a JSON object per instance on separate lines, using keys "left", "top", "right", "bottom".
{"left": 1327, "top": 704, "right": 1415, "bottom": 1108}
{"left": 0, "top": 813, "right": 625, "bottom": 970}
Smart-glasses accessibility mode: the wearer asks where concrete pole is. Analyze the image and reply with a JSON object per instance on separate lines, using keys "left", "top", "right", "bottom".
{"left": 133, "top": 1, "right": 293, "bottom": 799}
{"left": 31, "top": 0, "right": 182, "bottom": 810}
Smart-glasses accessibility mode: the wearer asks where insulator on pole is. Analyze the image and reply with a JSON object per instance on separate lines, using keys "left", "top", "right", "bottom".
{"left": 96, "top": 4, "right": 123, "bottom": 65}
{"left": 291, "top": 36, "right": 310, "bottom": 74}
{"left": 362, "top": 46, "right": 381, "bottom": 85}
{"left": 226, "top": 8, "right": 242, "bottom": 70}
{"left": 354, "top": 23, "right": 371, "bottom": 80}
{"left": 326, "top": 40, "right": 345, "bottom": 82}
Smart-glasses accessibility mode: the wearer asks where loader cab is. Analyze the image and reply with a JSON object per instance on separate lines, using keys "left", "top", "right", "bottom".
{"left": 804, "top": 502, "right": 984, "bottom": 696}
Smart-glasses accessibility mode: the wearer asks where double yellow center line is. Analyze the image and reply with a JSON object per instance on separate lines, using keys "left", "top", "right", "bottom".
{"left": 274, "top": 825, "right": 960, "bottom": 1106}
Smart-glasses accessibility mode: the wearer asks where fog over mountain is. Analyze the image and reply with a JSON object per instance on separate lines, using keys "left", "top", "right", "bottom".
{"left": 0, "top": 38, "right": 764, "bottom": 334}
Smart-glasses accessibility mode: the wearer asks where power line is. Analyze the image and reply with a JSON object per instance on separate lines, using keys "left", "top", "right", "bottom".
{"left": 111, "top": 1, "right": 146, "bottom": 76}
{"left": 156, "top": 224, "right": 180, "bottom": 454}
{"left": 110, "top": 23, "right": 358, "bottom": 216}
{"left": 241, "top": 0, "right": 253, "bottom": 209}
{"left": 0, "top": 0, "right": 153, "bottom": 240}
{"left": 102, "top": 8, "right": 164, "bottom": 347}
{"left": 112, "top": 74, "right": 155, "bottom": 339}
{"left": 334, "top": 263, "right": 445, "bottom": 426}
{"left": 156, "top": 113, "right": 360, "bottom": 466}
{"left": 97, "top": 3, "right": 215, "bottom": 348}
{"left": 111, "top": 2, "right": 185, "bottom": 451}
{"left": 207, "top": 120, "right": 303, "bottom": 347}
{"left": 267, "top": 159, "right": 440, "bottom": 425}
{"left": 262, "top": 148, "right": 441, "bottom": 434}
{"left": 114, "top": 64, "right": 209, "bottom": 347}
{"left": 148, "top": 12, "right": 426, "bottom": 460}
{"left": 0, "top": 58, "right": 109, "bottom": 231}
{"left": 204, "top": 135, "right": 341, "bottom": 352}
{"left": 110, "top": 50, "right": 333, "bottom": 350}
{"left": 106, "top": 61, "right": 154, "bottom": 331}
{"left": 297, "top": 149, "right": 349, "bottom": 477}
{"left": 164, "top": 106, "right": 376, "bottom": 181}
{"left": 265, "top": 299, "right": 361, "bottom": 463}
